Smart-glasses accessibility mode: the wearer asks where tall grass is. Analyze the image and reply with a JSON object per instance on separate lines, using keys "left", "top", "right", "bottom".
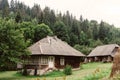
{"left": 82, "top": 68, "right": 111, "bottom": 80}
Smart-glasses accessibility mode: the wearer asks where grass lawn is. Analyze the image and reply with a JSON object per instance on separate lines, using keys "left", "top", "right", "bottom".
{"left": 0, "top": 62, "right": 112, "bottom": 80}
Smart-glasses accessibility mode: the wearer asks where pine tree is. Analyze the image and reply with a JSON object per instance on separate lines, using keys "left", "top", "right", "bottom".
{"left": 0, "top": 0, "right": 9, "bottom": 17}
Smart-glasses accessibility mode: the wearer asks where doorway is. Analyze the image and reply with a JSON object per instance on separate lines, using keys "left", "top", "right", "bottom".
{"left": 48, "top": 56, "right": 54, "bottom": 68}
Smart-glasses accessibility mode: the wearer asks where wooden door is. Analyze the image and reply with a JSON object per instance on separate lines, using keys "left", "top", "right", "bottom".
{"left": 48, "top": 56, "right": 54, "bottom": 68}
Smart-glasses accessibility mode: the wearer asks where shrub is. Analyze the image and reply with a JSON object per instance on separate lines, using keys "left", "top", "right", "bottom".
{"left": 22, "top": 68, "right": 28, "bottom": 76}
{"left": 63, "top": 65, "right": 72, "bottom": 75}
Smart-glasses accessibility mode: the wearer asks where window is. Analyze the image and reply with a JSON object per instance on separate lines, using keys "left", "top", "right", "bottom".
{"left": 40, "top": 56, "right": 48, "bottom": 65}
{"left": 49, "top": 56, "right": 54, "bottom": 62}
{"left": 60, "top": 57, "right": 65, "bottom": 65}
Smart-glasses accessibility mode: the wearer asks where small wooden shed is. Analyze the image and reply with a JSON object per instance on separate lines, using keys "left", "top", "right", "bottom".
{"left": 87, "top": 44, "right": 119, "bottom": 62}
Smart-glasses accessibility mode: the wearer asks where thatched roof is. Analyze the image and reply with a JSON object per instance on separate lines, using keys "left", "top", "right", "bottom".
{"left": 28, "top": 36, "right": 85, "bottom": 57}
{"left": 88, "top": 44, "right": 119, "bottom": 57}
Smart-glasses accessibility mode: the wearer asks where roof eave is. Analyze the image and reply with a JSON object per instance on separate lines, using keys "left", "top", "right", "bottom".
{"left": 30, "top": 54, "right": 85, "bottom": 57}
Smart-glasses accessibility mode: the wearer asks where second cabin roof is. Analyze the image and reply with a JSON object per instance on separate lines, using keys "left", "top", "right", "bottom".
{"left": 88, "top": 44, "right": 119, "bottom": 57}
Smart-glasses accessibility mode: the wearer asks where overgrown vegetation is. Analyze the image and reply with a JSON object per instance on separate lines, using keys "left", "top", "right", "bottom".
{"left": 63, "top": 65, "right": 72, "bottom": 75}
{"left": 82, "top": 68, "right": 111, "bottom": 80}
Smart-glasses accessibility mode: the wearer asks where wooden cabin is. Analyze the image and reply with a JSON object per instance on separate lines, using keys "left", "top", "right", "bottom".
{"left": 87, "top": 44, "right": 119, "bottom": 62}
{"left": 22, "top": 36, "right": 85, "bottom": 75}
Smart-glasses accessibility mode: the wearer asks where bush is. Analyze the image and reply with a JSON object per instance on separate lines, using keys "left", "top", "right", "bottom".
{"left": 22, "top": 68, "right": 28, "bottom": 76}
{"left": 63, "top": 65, "right": 72, "bottom": 75}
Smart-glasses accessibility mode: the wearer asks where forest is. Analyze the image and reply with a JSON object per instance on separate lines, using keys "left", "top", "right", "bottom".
{"left": 0, "top": 0, "right": 120, "bottom": 69}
